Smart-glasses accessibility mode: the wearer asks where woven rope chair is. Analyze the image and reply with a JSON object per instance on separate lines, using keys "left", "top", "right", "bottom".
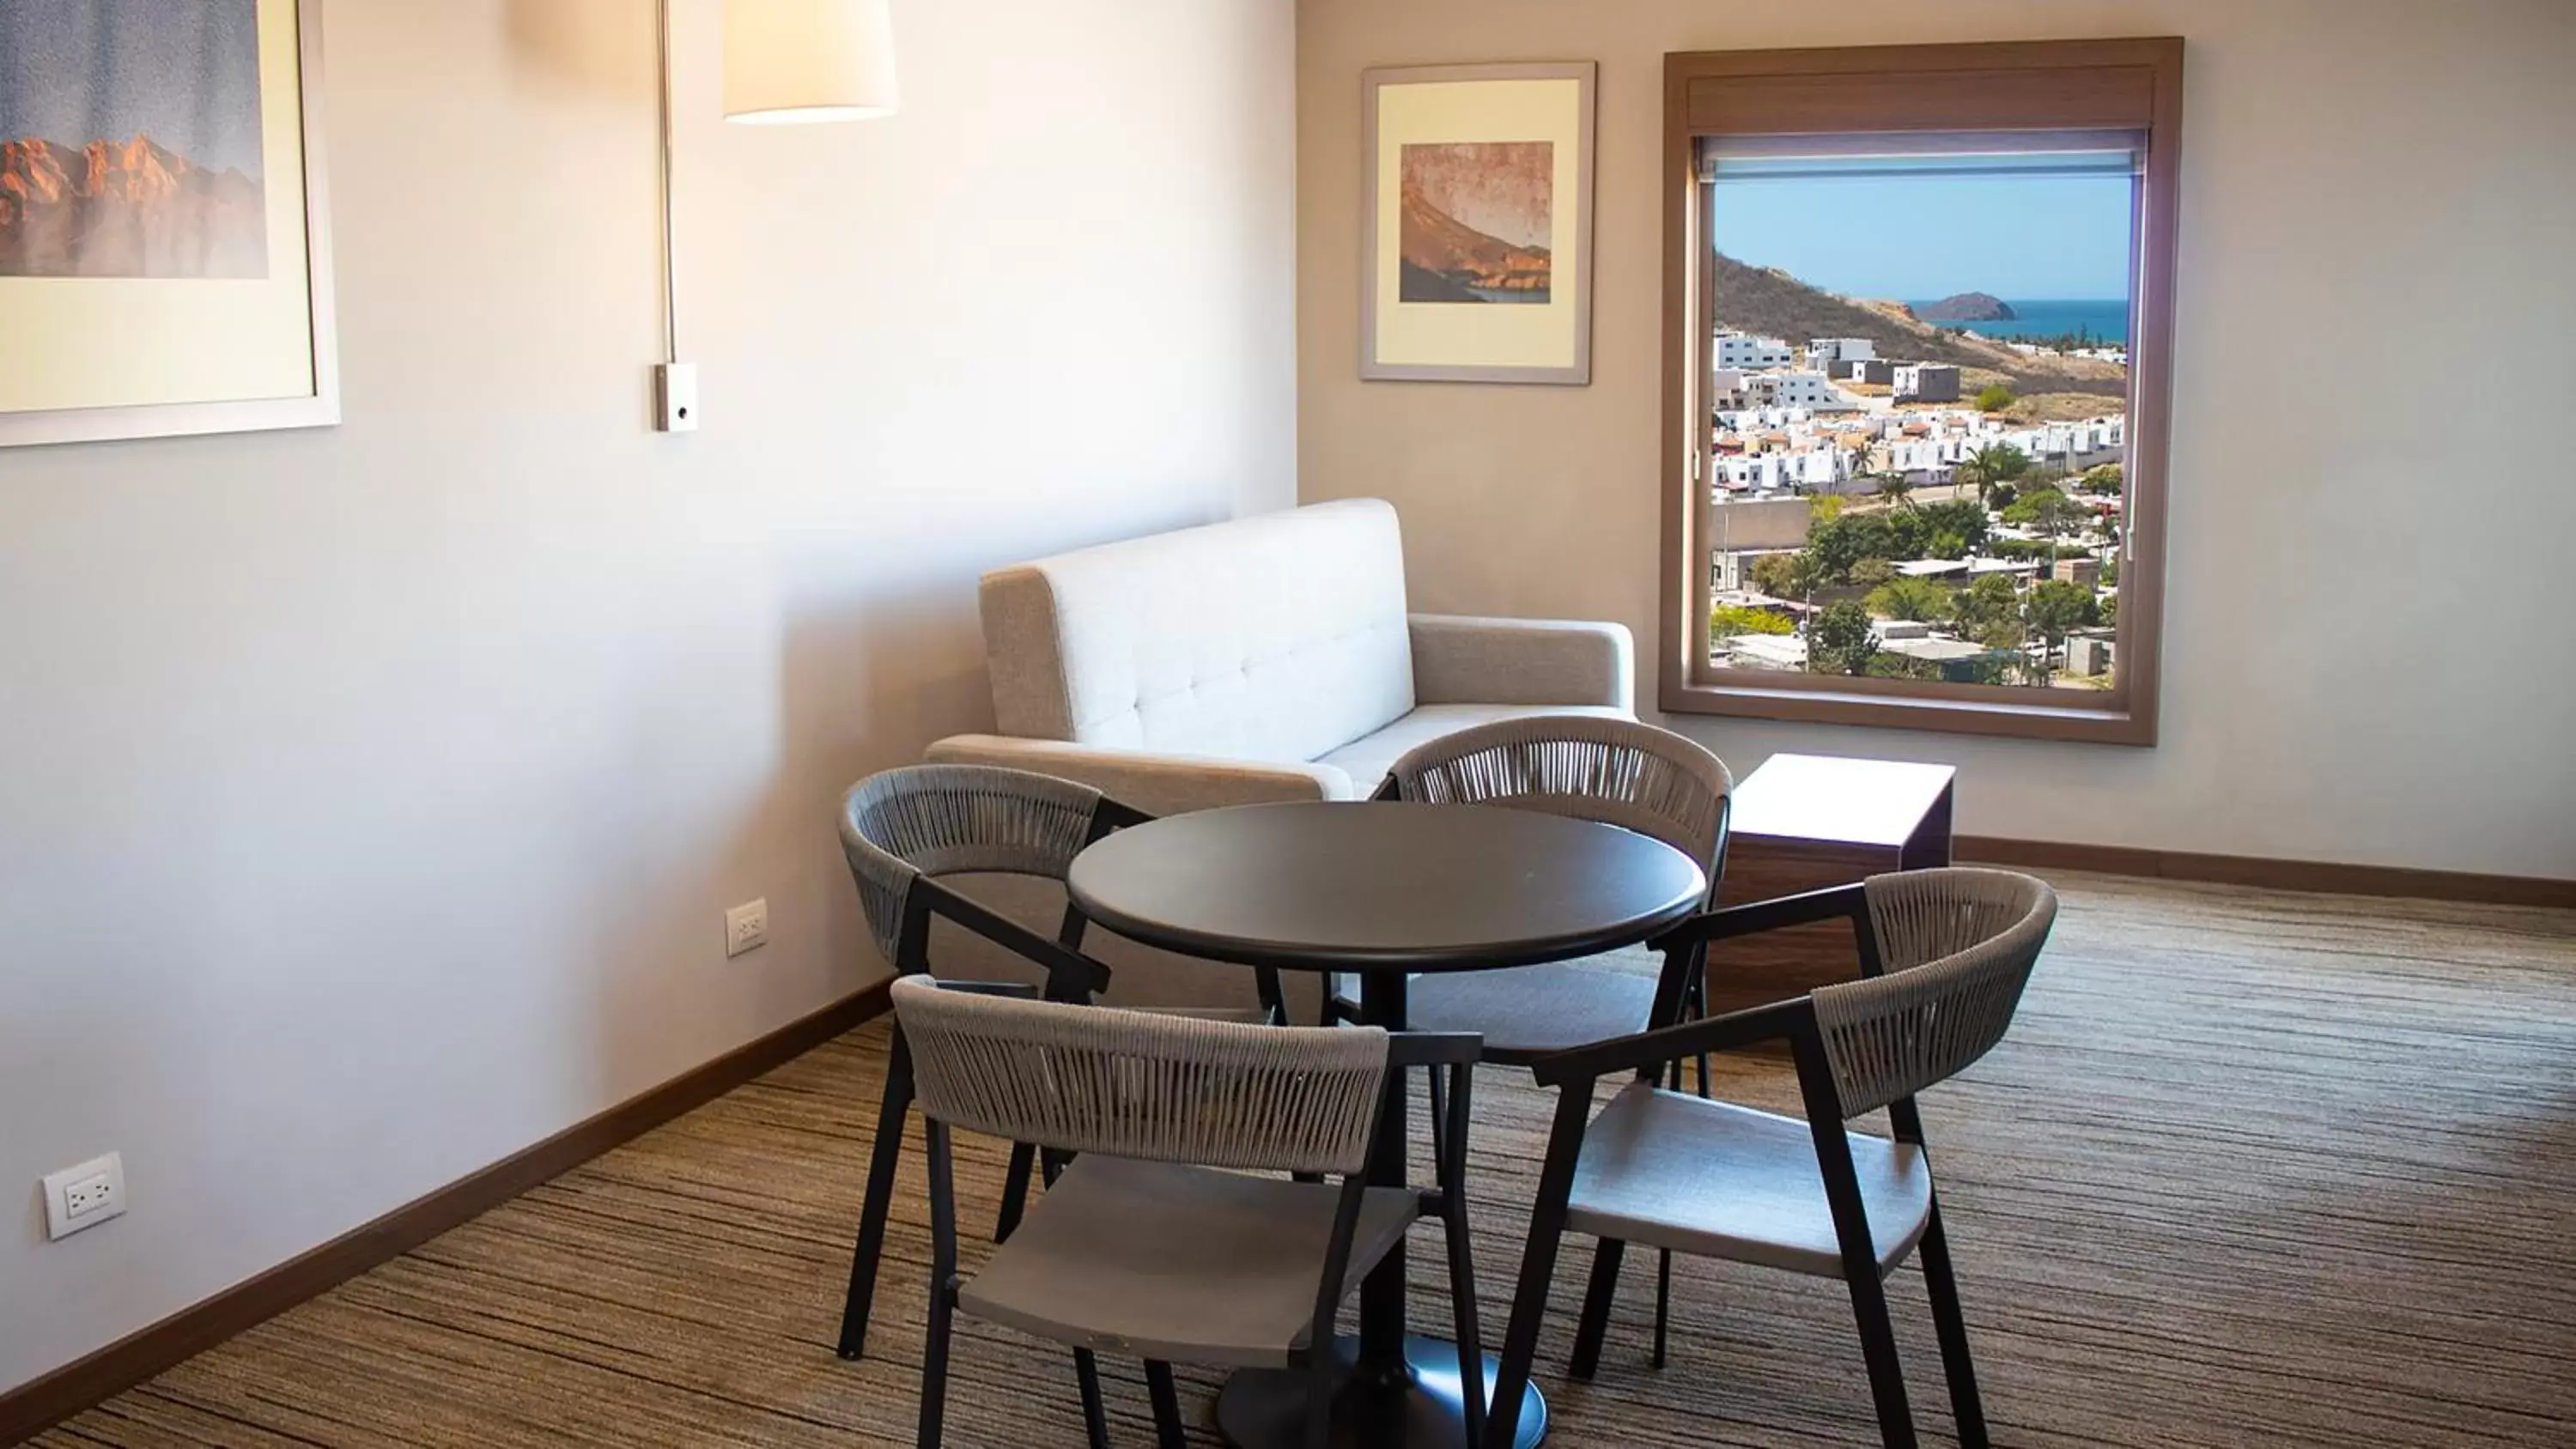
{"left": 1365, "top": 715, "right": 1735, "bottom": 1064}
{"left": 1482, "top": 868, "right": 2057, "bottom": 1449}
{"left": 892, "top": 977, "right": 1485, "bottom": 1449}
{"left": 833, "top": 764, "right": 1289, "bottom": 1368}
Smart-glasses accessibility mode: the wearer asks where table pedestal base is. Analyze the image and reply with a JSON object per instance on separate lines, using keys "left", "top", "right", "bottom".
{"left": 1215, "top": 1333, "right": 1545, "bottom": 1448}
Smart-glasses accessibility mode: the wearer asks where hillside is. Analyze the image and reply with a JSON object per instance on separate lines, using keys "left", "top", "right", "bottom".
{"left": 1710, "top": 252, "right": 2123, "bottom": 399}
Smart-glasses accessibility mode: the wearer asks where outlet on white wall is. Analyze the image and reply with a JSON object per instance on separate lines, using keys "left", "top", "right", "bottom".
{"left": 41, "top": 1152, "right": 126, "bottom": 1241}
{"left": 726, "top": 899, "right": 769, "bottom": 958}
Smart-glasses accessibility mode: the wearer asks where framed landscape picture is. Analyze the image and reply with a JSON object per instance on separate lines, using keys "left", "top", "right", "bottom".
{"left": 0, "top": 0, "right": 337, "bottom": 449}
{"left": 1362, "top": 61, "right": 1596, "bottom": 385}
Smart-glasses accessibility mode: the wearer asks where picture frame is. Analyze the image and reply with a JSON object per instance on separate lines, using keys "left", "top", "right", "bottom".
{"left": 0, "top": 0, "right": 339, "bottom": 449}
{"left": 1361, "top": 61, "right": 1596, "bottom": 385}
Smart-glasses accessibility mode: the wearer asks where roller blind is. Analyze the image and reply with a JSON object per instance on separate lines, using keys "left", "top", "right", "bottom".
{"left": 1701, "top": 130, "right": 2144, "bottom": 184}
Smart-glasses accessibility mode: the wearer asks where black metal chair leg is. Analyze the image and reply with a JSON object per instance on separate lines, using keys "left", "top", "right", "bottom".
{"left": 1844, "top": 1266, "right": 1919, "bottom": 1449}
{"left": 1652, "top": 1249, "right": 1673, "bottom": 1368}
{"left": 1485, "top": 1088, "right": 1592, "bottom": 1449}
{"left": 1567, "top": 1238, "right": 1625, "bottom": 1379}
{"left": 995, "top": 1141, "right": 1036, "bottom": 1242}
{"left": 837, "top": 1027, "right": 915, "bottom": 1361}
{"left": 1427, "top": 1066, "right": 1449, "bottom": 1174}
{"left": 919, "top": 1122, "right": 960, "bottom": 1449}
{"left": 1073, "top": 1349, "right": 1111, "bottom": 1449}
{"left": 1684, "top": 968, "right": 1712, "bottom": 1098}
{"left": 1916, "top": 1199, "right": 1990, "bottom": 1449}
{"left": 1303, "top": 1358, "right": 1336, "bottom": 1449}
{"left": 1145, "top": 1359, "right": 1188, "bottom": 1449}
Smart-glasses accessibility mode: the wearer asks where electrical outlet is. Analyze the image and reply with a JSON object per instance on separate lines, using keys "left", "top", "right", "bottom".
{"left": 42, "top": 1152, "right": 126, "bottom": 1241}
{"left": 726, "top": 899, "right": 769, "bottom": 958}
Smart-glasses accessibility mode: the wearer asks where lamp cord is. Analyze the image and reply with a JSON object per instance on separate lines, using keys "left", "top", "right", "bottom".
{"left": 656, "top": 0, "right": 680, "bottom": 366}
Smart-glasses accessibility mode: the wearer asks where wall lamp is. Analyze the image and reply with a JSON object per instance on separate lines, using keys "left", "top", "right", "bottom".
{"left": 655, "top": 0, "right": 900, "bottom": 431}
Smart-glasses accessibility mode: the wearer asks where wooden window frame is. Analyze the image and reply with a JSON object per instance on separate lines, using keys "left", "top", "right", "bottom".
{"left": 1658, "top": 39, "right": 2183, "bottom": 746}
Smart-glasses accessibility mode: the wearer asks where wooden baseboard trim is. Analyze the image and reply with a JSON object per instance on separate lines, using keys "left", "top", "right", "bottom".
{"left": 0, "top": 981, "right": 894, "bottom": 1446}
{"left": 1955, "top": 835, "right": 2576, "bottom": 909}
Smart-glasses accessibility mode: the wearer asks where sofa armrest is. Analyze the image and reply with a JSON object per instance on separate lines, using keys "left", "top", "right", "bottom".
{"left": 925, "top": 735, "right": 1358, "bottom": 816}
{"left": 1407, "top": 614, "right": 1636, "bottom": 712}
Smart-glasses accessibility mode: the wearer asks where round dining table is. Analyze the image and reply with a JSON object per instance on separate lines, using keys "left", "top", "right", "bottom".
{"left": 1066, "top": 801, "right": 1710, "bottom": 1449}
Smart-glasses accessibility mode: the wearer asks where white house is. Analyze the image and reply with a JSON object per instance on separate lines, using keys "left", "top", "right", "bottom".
{"left": 1894, "top": 362, "right": 1963, "bottom": 402}
{"left": 1716, "top": 331, "right": 1794, "bottom": 369}
{"left": 1806, "top": 337, "right": 1876, "bottom": 369}
{"left": 1750, "top": 370, "right": 1849, "bottom": 410}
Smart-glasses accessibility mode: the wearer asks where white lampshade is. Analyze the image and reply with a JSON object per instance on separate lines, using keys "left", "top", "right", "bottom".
{"left": 724, "top": 0, "right": 900, "bottom": 124}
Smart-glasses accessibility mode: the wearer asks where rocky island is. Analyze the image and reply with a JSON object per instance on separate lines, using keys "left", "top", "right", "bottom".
{"left": 1916, "top": 291, "right": 2017, "bottom": 322}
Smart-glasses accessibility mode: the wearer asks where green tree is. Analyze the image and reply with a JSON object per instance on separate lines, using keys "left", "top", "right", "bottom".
{"left": 1711, "top": 603, "right": 1795, "bottom": 637}
{"left": 1750, "top": 553, "right": 1806, "bottom": 598}
{"left": 1954, "top": 441, "right": 2030, "bottom": 510}
{"left": 1798, "top": 514, "right": 1868, "bottom": 586}
{"left": 1807, "top": 599, "right": 1878, "bottom": 676}
{"left": 1873, "top": 471, "right": 1915, "bottom": 510}
{"left": 2002, "top": 485, "right": 2085, "bottom": 538}
{"left": 1917, "top": 499, "right": 1990, "bottom": 554}
{"left": 2024, "top": 579, "right": 2101, "bottom": 641}
{"left": 1952, "top": 573, "right": 2024, "bottom": 649}
{"left": 2080, "top": 463, "right": 2124, "bottom": 497}
{"left": 1864, "top": 576, "right": 1954, "bottom": 622}
{"left": 1850, "top": 558, "right": 1899, "bottom": 590}
{"left": 1975, "top": 382, "right": 2018, "bottom": 413}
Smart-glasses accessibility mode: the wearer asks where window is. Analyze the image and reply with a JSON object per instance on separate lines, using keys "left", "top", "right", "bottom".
{"left": 1659, "top": 40, "right": 2182, "bottom": 744}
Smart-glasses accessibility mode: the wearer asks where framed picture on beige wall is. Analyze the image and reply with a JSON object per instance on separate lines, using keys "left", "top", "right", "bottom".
{"left": 0, "top": 0, "right": 337, "bottom": 449}
{"left": 1361, "top": 61, "right": 1595, "bottom": 385}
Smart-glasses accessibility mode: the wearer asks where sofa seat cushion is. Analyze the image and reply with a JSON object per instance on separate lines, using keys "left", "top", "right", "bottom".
{"left": 1315, "top": 703, "right": 1632, "bottom": 798}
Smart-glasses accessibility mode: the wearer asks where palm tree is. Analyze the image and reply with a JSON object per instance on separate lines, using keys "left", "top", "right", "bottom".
{"left": 1959, "top": 441, "right": 2031, "bottom": 512}
{"left": 1874, "top": 471, "right": 1915, "bottom": 510}
{"left": 1951, "top": 456, "right": 1989, "bottom": 509}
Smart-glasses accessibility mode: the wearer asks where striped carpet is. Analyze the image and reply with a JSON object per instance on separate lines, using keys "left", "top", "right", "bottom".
{"left": 35, "top": 872, "right": 2576, "bottom": 1448}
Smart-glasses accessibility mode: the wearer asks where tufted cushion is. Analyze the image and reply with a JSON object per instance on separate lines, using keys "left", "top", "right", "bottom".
{"left": 979, "top": 500, "right": 1417, "bottom": 761}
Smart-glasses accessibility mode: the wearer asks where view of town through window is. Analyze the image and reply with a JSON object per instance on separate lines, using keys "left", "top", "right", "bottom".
{"left": 1702, "top": 135, "right": 2138, "bottom": 692}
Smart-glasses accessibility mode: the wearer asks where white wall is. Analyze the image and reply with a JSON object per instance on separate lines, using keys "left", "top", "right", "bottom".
{"left": 0, "top": 0, "right": 1296, "bottom": 1390}
{"left": 1299, "top": 0, "right": 2576, "bottom": 878}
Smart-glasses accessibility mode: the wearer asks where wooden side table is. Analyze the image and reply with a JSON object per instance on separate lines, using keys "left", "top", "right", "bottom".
{"left": 1706, "top": 754, "right": 1956, "bottom": 1009}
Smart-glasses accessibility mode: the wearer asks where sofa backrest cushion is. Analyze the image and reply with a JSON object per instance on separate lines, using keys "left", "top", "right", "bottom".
{"left": 979, "top": 500, "right": 1416, "bottom": 761}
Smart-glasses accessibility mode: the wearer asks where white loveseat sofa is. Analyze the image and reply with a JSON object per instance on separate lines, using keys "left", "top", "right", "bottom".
{"left": 927, "top": 499, "right": 1635, "bottom": 812}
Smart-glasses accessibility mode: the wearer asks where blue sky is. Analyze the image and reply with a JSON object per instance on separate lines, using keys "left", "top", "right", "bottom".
{"left": 0, "top": 0, "right": 265, "bottom": 177}
{"left": 1713, "top": 174, "right": 2133, "bottom": 300}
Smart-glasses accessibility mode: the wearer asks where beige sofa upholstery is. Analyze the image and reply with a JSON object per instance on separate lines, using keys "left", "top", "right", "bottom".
{"left": 929, "top": 499, "right": 1634, "bottom": 815}
{"left": 922, "top": 500, "right": 1634, "bottom": 1011}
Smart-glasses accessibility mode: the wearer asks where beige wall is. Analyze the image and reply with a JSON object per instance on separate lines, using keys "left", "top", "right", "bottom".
{"left": 0, "top": 0, "right": 1295, "bottom": 1390}
{"left": 1300, "top": 0, "right": 2576, "bottom": 877}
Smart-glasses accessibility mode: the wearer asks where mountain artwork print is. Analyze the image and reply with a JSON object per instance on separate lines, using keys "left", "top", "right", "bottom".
{"left": 0, "top": 0, "right": 268, "bottom": 278}
{"left": 1398, "top": 141, "right": 1552, "bottom": 304}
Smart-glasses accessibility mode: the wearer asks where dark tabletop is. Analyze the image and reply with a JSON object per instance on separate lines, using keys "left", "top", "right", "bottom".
{"left": 1066, "top": 801, "right": 1708, "bottom": 973}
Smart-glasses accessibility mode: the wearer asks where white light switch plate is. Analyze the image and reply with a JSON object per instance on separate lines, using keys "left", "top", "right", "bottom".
{"left": 42, "top": 1152, "right": 126, "bottom": 1241}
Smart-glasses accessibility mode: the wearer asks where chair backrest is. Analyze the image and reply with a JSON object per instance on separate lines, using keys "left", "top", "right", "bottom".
{"left": 1384, "top": 715, "right": 1735, "bottom": 878}
{"left": 977, "top": 500, "right": 1417, "bottom": 762}
{"left": 1808, "top": 868, "right": 2057, "bottom": 1117}
{"left": 840, "top": 764, "right": 1106, "bottom": 962}
{"left": 890, "top": 975, "right": 1393, "bottom": 1176}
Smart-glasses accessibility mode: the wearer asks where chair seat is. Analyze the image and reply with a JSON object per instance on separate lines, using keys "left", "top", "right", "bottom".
{"left": 958, "top": 1155, "right": 1419, "bottom": 1368}
{"left": 1403, "top": 958, "right": 1661, "bottom": 1062}
{"left": 1567, "top": 1082, "right": 1932, "bottom": 1278}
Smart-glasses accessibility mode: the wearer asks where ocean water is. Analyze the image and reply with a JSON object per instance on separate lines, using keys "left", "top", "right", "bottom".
{"left": 1912, "top": 298, "right": 2129, "bottom": 344}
